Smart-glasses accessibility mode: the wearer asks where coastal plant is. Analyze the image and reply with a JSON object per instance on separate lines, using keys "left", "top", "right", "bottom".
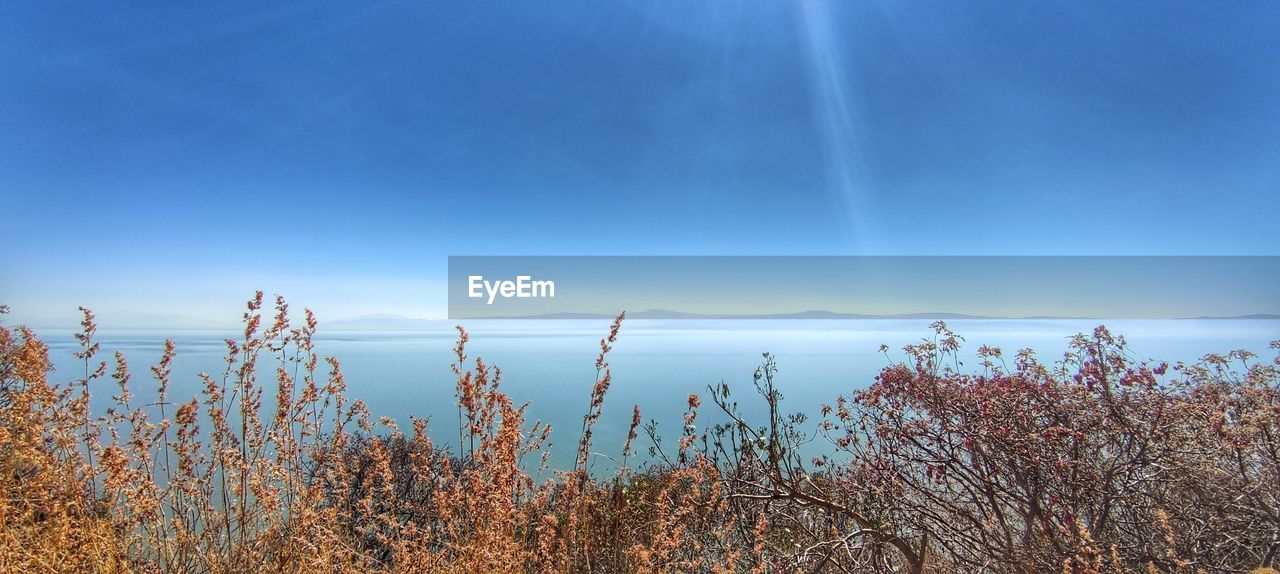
{"left": 0, "top": 299, "right": 1276, "bottom": 573}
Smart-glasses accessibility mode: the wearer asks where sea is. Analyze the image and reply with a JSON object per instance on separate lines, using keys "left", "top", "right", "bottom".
{"left": 32, "top": 319, "right": 1280, "bottom": 473}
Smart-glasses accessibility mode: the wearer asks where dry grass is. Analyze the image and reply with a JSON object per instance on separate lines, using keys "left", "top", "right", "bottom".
{"left": 0, "top": 298, "right": 1276, "bottom": 573}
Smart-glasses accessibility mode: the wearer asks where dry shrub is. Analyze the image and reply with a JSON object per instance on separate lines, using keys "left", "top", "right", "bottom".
{"left": 723, "top": 322, "right": 1279, "bottom": 573}
{"left": 0, "top": 301, "right": 1276, "bottom": 573}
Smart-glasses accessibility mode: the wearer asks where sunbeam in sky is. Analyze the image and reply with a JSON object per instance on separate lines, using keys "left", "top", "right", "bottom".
{"left": 796, "top": 0, "right": 875, "bottom": 251}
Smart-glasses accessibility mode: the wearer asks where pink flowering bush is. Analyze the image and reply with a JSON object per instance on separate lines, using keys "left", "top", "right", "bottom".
{"left": 706, "top": 322, "right": 1279, "bottom": 572}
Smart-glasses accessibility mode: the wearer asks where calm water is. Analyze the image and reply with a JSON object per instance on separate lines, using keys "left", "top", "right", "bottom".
{"left": 35, "top": 319, "right": 1280, "bottom": 472}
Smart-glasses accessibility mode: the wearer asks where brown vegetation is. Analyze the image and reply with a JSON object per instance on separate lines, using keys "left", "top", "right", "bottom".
{"left": 0, "top": 297, "right": 1276, "bottom": 573}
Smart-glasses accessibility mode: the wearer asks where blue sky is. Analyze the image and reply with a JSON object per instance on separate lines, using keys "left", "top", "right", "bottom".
{"left": 2, "top": 1, "right": 1278, "bottom": 326}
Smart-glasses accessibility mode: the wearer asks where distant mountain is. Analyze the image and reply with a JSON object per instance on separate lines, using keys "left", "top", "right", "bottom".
{"left": 325, "top": 314, "right": 439, "bottom": 330}
{"left": 461, "top": 312, "right": 615, "bottom": 320}
{"left": 97, "top": 311, "right": 234, "bottom": 330}
{"left": 469, "top": 309, "right": 1036, "bottom": 320}
{"left": 665, "top": 310, "right": 1007, "bottom": 320}
{"left": 629, "top": 309, "right": 717, "bottom": 319}
{"left": 1181, "top": 313, "right": 1280, "bottom": 320}
{"left": 388, "top": 310, "right": 1280, "bottom": 322}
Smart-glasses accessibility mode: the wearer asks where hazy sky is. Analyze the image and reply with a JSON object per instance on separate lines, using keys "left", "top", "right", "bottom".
{"left": 3, "top": 1, "right": 1278, "bottom": 326}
